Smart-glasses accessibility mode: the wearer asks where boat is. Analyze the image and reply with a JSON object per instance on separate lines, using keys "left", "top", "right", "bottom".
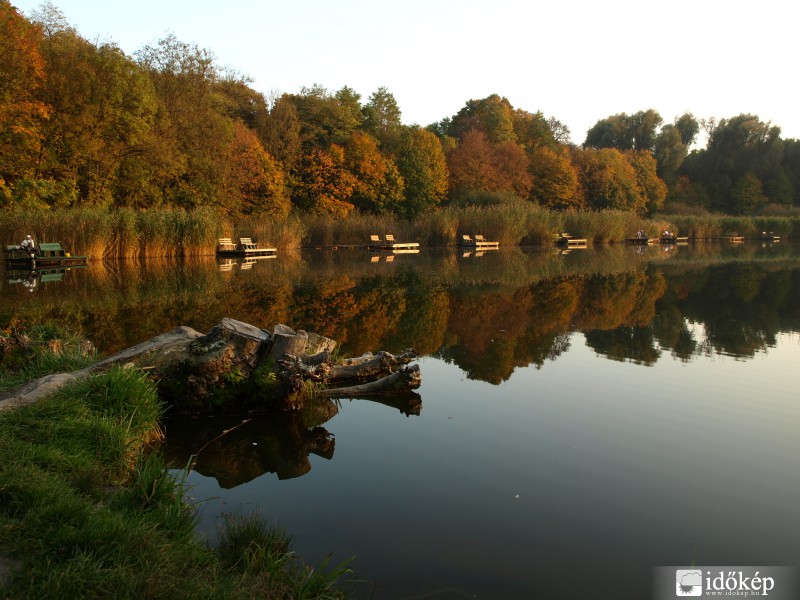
{"left": 4, "top": 241, "right": 88, "bottom": 269}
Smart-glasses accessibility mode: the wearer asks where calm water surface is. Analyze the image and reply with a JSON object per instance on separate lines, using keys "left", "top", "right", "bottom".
{"left": 3, "top": 243, "right": 799, "bottom": 599}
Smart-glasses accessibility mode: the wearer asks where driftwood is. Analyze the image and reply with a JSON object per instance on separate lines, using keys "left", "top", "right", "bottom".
{"left": 0, "top": 319, "right": 421, "bottom": 413}
{"left": 318, "top": 365, "right": 421, "bottom": 397}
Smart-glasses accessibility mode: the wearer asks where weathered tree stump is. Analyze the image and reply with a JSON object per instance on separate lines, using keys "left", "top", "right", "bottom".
{"left": 0, "top": 319, "right": 421, "bottom": 414}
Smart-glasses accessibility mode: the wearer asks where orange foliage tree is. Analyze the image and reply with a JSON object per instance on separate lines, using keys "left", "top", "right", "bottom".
{"left": 528, "top": 146, "right": 581, "bottom": 209}
{"left": 344, "top": 131, "right": 404, "bottom": 213}
{"left": 225, "top": 122, "right": 289, "bottom": 216}
{"left": 447, "top": 129, "right": 531, "bottom": 200}
{"left": 0, "top": 0, "right": 49, "bottom": 189}
{"left": 293, "top": 145, "right": 357, "bottom": 218}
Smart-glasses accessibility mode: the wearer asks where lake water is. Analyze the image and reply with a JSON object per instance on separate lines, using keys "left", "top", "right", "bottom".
{"left": 2, "top": 242, "right": 799, "bottom": 599}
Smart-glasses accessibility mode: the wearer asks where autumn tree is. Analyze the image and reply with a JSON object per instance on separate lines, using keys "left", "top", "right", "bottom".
{"left": 0, "top": 0, "right": 49, "bottom": 193}
{"left": 447, "top": 129, "right": 531, "bottom": 200}
{"left": 626, "top": 150, "right": 667, "bottom": 214}
{"left": 293, "top": 144, "right": 356, "bottom": 218}
{"left": 394, "top": 126, "right": 448, "bottom": 217}
{"left": 224, "top": 122, "right": 289, "bottom": 216}
{"left": 528, "top": 146, "right": 581, "bottom": 209}
{"left": 344, "top": 131, "right": 404, "bottom": 213}
{"left": 571, "top": 147, "right": 645, "bottom": 212}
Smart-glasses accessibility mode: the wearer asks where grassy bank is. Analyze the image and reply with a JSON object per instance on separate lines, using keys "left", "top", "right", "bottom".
{"left": 2, "top": 205, "right": 798, "bottom": 260}
{"left": 0, "top": 323, "right": 356, "bottom": 599}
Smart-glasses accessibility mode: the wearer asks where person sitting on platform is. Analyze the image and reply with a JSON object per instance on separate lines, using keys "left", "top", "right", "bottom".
{"left": 20, "top": 235, "right": 37, "bottom": 257}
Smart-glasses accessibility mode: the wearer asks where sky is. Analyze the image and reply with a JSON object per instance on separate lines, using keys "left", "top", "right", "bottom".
{"left": 11, "top": 0, "right": 800, "bottom": 145}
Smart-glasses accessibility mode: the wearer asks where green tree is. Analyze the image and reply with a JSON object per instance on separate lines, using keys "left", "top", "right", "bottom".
{"left": 287, "top": 84, "right": 363, "bottom": 149}
{"left": 585, "top": 110, "right": 663, "bottom": 151}
{"left": 512, "top": 109, "right": 556, "bottom": 154}
{"left": 448, "top": 94, "right": 517, "bottom": 144}
{"left": 730, "top": 172, "right": 768, "bottom": 214}
{"left": 681, "top": 114, "right": 784, "bottom": 212}
{"left": 361, "top": 86, "right": 402, "bottom": 150}
{"left": 137, "top": 34, "right": 233, "bottom": 208}
{"left": 262, "top": 94, "right": 302, "bottom": 172}
{"left": 394, "top": 126, "right": 448, "bottom": 217}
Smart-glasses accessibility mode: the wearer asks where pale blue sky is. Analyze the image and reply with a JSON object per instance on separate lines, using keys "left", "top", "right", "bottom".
{"left": 12, "top": 0, "right": 799, "bottom": 144}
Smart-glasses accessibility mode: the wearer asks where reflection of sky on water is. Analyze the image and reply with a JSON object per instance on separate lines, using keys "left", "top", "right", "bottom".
{"left": 185, "top": 332, "right": 800, "bottom": 599}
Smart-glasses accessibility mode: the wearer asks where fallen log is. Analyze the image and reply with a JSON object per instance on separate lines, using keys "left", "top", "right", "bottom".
{"left": 318, "top": 365, "right": 421, "bottom": 398}
{"left": 327, "top": 349, "right": 417, "bottom": 382}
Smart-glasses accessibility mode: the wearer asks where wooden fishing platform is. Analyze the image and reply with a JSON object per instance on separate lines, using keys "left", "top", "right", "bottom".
{"left": 459, "top": 234, "right": 499, "bottom": 249}
{"left": 721, "top": 236, "right": 744, "bottom": 243}
{"left": 554, "top": 233, "right": 587, "bottom": 248}
{"left": 626, "top": 235, "right": 650, "bottom": 245}
{"left": 5, "top": 241, "right": 87, "bottom": 269}
{"left": 661, "top": 236, "right": 689, "bottom": 244}
{"left": 368, "top": 234, "right": 420, "bottom": 251}
{"left": 216, "top": 237, "right": 277, "bottom": 257}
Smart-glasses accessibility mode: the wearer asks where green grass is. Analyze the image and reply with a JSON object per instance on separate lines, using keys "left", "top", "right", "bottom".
{"left": 0, "top": 322, "right": 358, "bottom": 599}
{"left": 0, "top": 320, "right": 97, "bottom": 393}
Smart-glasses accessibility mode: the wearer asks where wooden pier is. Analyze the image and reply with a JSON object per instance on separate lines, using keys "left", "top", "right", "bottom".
{"left": 661, "top": 235, "right": 689, "bottom": 245}
{"left": 368, "top": 234, "right": 420, "bottom": 252}
{"left": 216, "top": 237, "right": 277, "bottom": 257}
{"left": 554, "top": 233, "right": 587, "bottom": 248}
{"left": 458, "top": 234, "right": 499, "bottom": 250}
{"left": 721, "top": 236, "right": 744, "bottom": 243}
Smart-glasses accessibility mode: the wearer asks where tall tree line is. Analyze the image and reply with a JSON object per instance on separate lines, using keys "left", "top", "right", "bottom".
{"left": 2, "top": 2, "right": 798, "bottom": 217}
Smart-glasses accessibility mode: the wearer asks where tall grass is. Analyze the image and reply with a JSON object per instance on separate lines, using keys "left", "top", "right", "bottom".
{"left": 0, "top": 207, "right": 311, "bottom": 259}
{"left": 659, "top": 213, "right": 800, "bottom": 239}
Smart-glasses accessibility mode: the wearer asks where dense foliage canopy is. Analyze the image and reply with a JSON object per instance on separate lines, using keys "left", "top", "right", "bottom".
{"left": 1, "top": 1, "right": 798, "bottom": 217}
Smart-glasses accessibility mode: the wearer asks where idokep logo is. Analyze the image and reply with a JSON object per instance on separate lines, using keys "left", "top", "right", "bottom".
{"left": 653, "top": 566, "right": 796, "bottom": 599}
{"left": 676, "top": 569, "right": 703, "bottom": 596}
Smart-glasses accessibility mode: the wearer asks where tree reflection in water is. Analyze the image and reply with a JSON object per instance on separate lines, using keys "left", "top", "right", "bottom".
{"left": 2, "top": 245, "right": 799, "bottom": 383}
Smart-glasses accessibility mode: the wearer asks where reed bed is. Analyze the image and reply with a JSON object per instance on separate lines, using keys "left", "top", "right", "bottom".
{"left": 659, "top": 213, "right": 800, "bottom": 239}
{"left": 2, "top": 206, "right": 796, "bottom": 259}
